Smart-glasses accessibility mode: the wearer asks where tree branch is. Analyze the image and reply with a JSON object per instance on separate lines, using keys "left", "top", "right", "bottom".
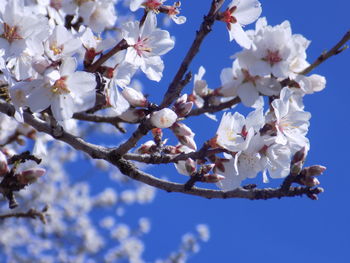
{"left": 114, "top": 158, "right": 323, "bottom": 200}
{"left": 187, "top": 97, "right": 241, "bottom": 117}
{"left": 0, "top": 102, "right": 109, "bottom": 160}
{"left": 86, "top": 39, "right": 129, "bottom": 72}
{"left": 160, "top": 0, "right": 226, "bottom": 108}
{"left": 300, "top": 30, "right": 350, "bottom": 75}
{"left": 0, "top": 208, "right": 47, "bottom": 224}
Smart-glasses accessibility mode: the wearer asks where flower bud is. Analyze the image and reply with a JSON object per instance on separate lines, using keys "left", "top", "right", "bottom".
{"left": 291, "top": 146, "right": 307, "bottom": 165}
{"left": 150, "top": 108, "right": 177, "bottom": 128}
{"left": 119, "top": 109, "right": 146, "bottom": 123}
{"left": 171, "top": 122, "right": 193, "bottom": 137}
{"left": 185, "top": 158, "right": 196, "bottom": 175}
{"left": 194, "top": 79, "right": 209, "bottom": 97}
{"left": 290, "top": 160, "right": 303, "bottom": 176}
{"left": 152, "top": 128, "right": 163, "bottom": 143}
{"left": 201, "top": 164, "right": 215, "bottom": 174}
{"left": 122, "top": 87, "right": 148, "bottom": 107}
{"left": 136, "top": 140, "right": 156, "bottom": 154}
{"left": 0, "top": 150, "right": 8, "bottom": 176}
{"left": 178, "top": 135, "right": 197, "bottom": 151}
{"left": 16, "top": 168, "right": 46, "bottom": 185}
{"left": 300, "top": 176, "right": 320, "bottom": 187}
{"left": 173, "top": 94, "right": 193, "bottom": 117}
{"left": 201, "top": 174, "right": 225, "bottom": 183}
{"left": 301, "top": 165, "right": 326, "bottom": 177}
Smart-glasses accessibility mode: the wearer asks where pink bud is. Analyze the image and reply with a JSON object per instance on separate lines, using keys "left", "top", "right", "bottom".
{"left": 122, "top": 87, "right": 148, "bottom": 107}
{"left": 17, "top": 168, "right": 46, "bottom": 185}
{"left": 185, "top": 158, "right": 196, "bottom": 175}
{"left": 150, "top": 108, "right": 178, "bottom": 128}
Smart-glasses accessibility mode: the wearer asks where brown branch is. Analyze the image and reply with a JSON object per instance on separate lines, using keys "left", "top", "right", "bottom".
{"left": 160, "top": 0, "right": 226, "bottom": 108}
{"left": 7, "top": 151, "right": 41, "bottom": 165}
{"left": 0, "top": 208, "right": 47, "bottom": 224}
{"left": 113, "top": 158, "right": 323, "bottom": 200}
{"left": 86, "top": 39, "right": 129, "bottom": 73}
{"left": 111, "top": 119, "right": 153, "bottom": 156}
{"left": 73, "top": 112, "right": 129, "bottom": 133}
{"left": 300, "top": 30, "right": 350, "bottom": 75}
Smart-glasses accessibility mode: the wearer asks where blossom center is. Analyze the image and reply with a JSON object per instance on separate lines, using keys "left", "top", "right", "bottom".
{"left": 1, "top": 23, "right": 23, "bottom": 43}
{"left": 242, "top": 69, "right": 259, "bottom": 86}
{"left": 51, "top": 77, "right": 70, "bottom": 94}
{"left": 50, "top": 42, "right": 64, "bottom": 55}
{"left": 75, "top": 0, "right": 92, "bottom": 6}
{"left": 134, "top": 37, "right": 152, "bottom": 57}
{"left": 263, "top": 49, "right": 283, "bottom": 66}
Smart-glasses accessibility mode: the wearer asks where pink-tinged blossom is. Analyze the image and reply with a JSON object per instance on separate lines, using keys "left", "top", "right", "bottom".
{"left": 270, "top": 87, "right": 311, "bottom": 151}
{"left": 0, "top": 1, "right": 49, "bottom": 58}
{"left": 23, "top": 57, "right": 96, "bottom": 121}
{"left": 122, "top": 12, "right": 175, "bottom": 81}
{"left": 236, "top": 18, "right": 310, "bottom": 78}
{"left": 215, "top": 107, "right": 264, "bottom": 152}
{"left": 220, "top": 0, "right": 262, "bottom": 48}
{"left": 44, "top": 25, "right": 82, "bottom": 61}
{"left": 218, "top": 60, "right": 281, "bottom": 108}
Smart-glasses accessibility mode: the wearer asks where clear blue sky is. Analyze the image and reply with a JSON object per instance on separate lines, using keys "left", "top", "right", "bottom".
{"left": 121, "top": 0, "right": 350, "bottom": 262}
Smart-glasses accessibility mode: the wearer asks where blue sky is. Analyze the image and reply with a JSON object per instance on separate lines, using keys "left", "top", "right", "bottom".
{"left": 122, "top": 0, "right": 350, "bottom": 262}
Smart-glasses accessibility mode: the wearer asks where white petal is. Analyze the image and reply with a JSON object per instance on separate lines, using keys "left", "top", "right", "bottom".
{"left": 235, "top": 0, "right": 262, "bottom": 25}
{"left": 229, "top": 23, "right": 252, "bottom": 49}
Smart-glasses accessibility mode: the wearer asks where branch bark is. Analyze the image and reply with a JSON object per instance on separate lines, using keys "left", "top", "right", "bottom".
{"left": 160, "top": 0, "right": 226, "bottom": 108}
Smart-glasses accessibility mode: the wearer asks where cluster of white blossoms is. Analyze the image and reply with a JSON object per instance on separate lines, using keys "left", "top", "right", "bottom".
{"left": 0, "top": 0, "right": 331, "bottom": 260}
{"left": 185, "top": 16, "right": 326, "bottom": 190}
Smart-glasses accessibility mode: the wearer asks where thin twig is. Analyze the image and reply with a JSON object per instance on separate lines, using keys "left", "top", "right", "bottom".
{"left": 86, "top": 39, "right": 129, "bottom": 73}
{"left": 300, "top": 30, "right": 350, "bottom": 75}
{"left": 114, "top": 158, "right": 323, "bottom": 200}
{"left": 0, "top": 208, "right": 47, "bottom": 224}
{"left": 160, "top": 0, "right": 226, "bottom": 108}
{"left": 188, "top": 97, "right": 241, "bottom": 117}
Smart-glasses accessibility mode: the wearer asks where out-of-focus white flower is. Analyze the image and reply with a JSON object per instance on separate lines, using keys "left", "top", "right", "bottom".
{"left": 79, "top": 0, "right": 117, "bottom": 33}
{"left": 0, "top": 1, "right": 49, "bottom": 57}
